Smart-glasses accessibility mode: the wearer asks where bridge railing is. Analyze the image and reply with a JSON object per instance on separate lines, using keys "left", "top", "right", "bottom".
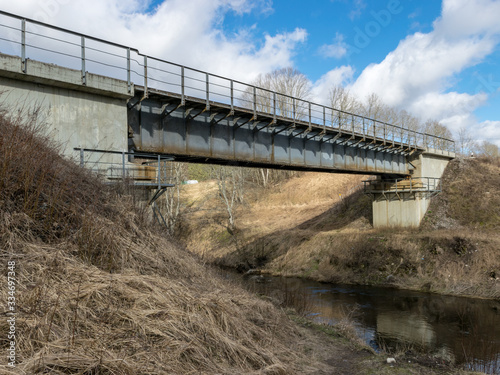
{"left": 363, "top": 177, "right": 442, "bottom": 195}
{"left": 0, "top": 10, "right": 455, "bottom": 154}
{"left": 75, "top": 148, "right": 174, "bottom": 189}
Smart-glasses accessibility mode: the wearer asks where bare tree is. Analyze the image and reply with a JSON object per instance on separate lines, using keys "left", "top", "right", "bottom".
{"left": 359, "top": 93, "right": 397, "bottom": 138}
{"left": 457, "top": 126, "right": 478, "bottom": 156}
{"left": 479, "top": 141, "right": 499, "bottom": 157}
{"left": 241, "top": 67, "right": 312, "bottom": 120}
{"left": 156, "top": 162, "right": 185, "bottom": 235}
{"left": 329, "top": 85, "right": 362, "bottom": 130}
{"left": 423, "top": 120, "right": 453, "bottom": 149}
{"left": 362, "top": 93, "right": 386, "bottom": 122}
{"left": 212, "top": 165, "right": 244, "bottom": 231}
{"left": 396, "top": 110, "right": 422, "bottom": 132}
{"left": 249, "top": 167, "right": 298, "bottom": 188}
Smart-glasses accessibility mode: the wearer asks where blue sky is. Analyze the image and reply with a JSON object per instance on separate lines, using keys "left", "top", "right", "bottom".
{"left": 1, "top": 0, "right": 499, "bottom": 146}
{"left": 221, "top": 0, "right": 443, "bottom": 80}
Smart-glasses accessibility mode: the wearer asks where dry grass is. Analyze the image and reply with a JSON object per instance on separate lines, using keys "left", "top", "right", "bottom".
{"left": 423, "top": 157, "right": 500, "bottom": 229}
{"left": 0, "top": 110, "right": 329, "bottom": 374}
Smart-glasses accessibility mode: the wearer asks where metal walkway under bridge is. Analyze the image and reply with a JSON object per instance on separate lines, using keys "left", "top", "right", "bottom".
{"left": 0, "top": 10, "right": 454, "bottom": 177}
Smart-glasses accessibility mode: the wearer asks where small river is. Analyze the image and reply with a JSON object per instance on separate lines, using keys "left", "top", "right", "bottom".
{"left": 224, "top": 272, "right": 500, "bottom": 374}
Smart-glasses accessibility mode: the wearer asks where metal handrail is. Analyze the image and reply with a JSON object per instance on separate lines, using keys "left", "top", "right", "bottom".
{"left": 0, "top": 10, "right": 455, "bottom": 154}
{"left": 75, "top": 148, "right": 174, "bottom": 189}
{"left": 363, "top": 177, "right": 442, "bottom": 194}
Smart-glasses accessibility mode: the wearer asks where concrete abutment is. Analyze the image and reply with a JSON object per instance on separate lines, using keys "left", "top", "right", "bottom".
{"left": 371, "top": 150, "right": 455, "bottom": 228}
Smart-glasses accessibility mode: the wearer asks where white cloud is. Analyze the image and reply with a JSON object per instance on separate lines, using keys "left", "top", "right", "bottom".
{"left": 349, "top": 0, "right": 367, "bottom": 20}
{"left": 441, "top": 116, "right": 500, "bottom": 147}
{"left": 343, "top": 0, "right": 500, "bottom": 145}
{"left": 349, "top": 32, "right": 495, "bottom": 110}
{"left": 311, "top": 66, "right": 355, "bottom": 104}
{"left": 318, "top": 33, "right": 348, "bottom": 59}
{"left": 435, "top": 0, "right": 500, "bottom": 38}
{"left": 476, "top": 120, "right": 500, "bottom": 146}
{"left": 0, "top": 0, "right": 304, "bottom": 83}
{"left": 408, "top": 92, "right": 488, "bottom": 128}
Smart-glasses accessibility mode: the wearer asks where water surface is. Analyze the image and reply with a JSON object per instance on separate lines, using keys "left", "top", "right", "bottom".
{"left": 229, "top": 273, "right": 500, "bottom": 374}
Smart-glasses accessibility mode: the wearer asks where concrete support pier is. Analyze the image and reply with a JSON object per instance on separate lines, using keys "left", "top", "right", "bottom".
{"left": 369, "top": 149, "right": 455, "bottom": 228}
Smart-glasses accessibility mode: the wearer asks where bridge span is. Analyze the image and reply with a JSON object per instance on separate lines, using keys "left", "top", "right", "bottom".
{"left": 0, "top": 11, "right": 455, "bottom": 227}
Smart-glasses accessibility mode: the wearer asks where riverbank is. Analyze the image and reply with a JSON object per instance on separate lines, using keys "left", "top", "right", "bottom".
{"left": 180, "top": 158, "right": 500, "bottom": 300}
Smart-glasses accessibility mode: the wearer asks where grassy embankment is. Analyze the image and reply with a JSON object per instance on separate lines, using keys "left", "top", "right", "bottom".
{"left": 1, "top": 110, "right": 479, "bottom": 374}
{"left": 181, "top": 157, "right": 500, "bottom": 300}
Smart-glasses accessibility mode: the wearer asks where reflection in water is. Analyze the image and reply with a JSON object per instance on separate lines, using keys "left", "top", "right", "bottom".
{"left": 232, "top": 273, "right": 500, "bottom": 374}
{"left": 377, "top": 312, "right": 435, "bottom": 348}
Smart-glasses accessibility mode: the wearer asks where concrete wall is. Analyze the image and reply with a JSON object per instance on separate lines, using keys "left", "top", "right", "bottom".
{"left": 373, "top": 192, "right": 430, "bottom": 228}
{"left": 372, "top": 149, "right": 455, "bottom": 228}
{"left": 410, "top": 150, "right": 454, "bottom": 180}
{"left": 0, "top": 54, "right": 131, "bottom": 164}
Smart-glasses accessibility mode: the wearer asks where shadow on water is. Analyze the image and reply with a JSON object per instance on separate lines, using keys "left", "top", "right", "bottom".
{"left": 222, "top": 271, "right": 500, "bottom": 374}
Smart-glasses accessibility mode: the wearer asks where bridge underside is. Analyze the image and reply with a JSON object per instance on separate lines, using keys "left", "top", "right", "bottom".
{"left": 128, "top": 89, "right": 417, "bottom": 176}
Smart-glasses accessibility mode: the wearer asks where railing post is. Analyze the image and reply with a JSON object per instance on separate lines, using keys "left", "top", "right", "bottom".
{"left": 323, "top": 106, "right": 326, "bottom": 130}
{"left": 81, "top": 36, "right": 86, "bottom": 85}
{"left": 253, "top": 86, "right": 257, "bottom": 119}
{"left": 144, "top": 55, "right": 148, "bottom": 98}
{"left": 308, "top": 102, "right": 311, "bottom": 130}
{"left": 21, "top": 19, "right": 26, "bottom": 73}
{"left": 273, "top": 92, "right": 276, "bottom": 121}
{"left": 126, "top": 48, "right": 131, "bottom": 93}
{"left": 206, "top": 73, "right": 210, "bottom": 110}
{"left": 230, "top": 79, "right": 234, "bottom": 114}
{"left": 122, "top": 151, "right": 126, "bottom": 182}
{"left": 79, "top": 148, "right": 84, "bottom": 168}
{"left": 157, "top": 154, "right": 161, "bottom": 190}
{"left": 181, "top": 66, "right": 185, "bottom": 106}
{"left": 293, "top": 99, "right": 296, "bottom": 121}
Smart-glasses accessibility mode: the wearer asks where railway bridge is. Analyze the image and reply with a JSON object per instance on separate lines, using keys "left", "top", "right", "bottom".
{"left": 0, "top": 11, "right": 455, "bottom": 227}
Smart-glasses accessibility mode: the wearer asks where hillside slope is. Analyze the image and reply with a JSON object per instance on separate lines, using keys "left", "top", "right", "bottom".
{"left": 182, "top": 158, "right": 500, "bottom": 299}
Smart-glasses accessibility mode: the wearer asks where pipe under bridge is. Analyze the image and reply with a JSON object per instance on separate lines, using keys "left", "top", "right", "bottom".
{"left": 0, "top": 11, "right": 456, "bottom": 227}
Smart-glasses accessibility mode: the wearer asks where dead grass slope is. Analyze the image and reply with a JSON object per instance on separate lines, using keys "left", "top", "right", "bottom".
{"left": 0, "top": 112, "right": 334, "bottom": 374}
{"left": 181, "top": 172, "right": 370, "bottom": 259}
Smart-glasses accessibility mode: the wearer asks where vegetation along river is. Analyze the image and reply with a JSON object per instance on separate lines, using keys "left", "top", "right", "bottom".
{"left": 226, "top": 272, "right": 500, "bottom": 374}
